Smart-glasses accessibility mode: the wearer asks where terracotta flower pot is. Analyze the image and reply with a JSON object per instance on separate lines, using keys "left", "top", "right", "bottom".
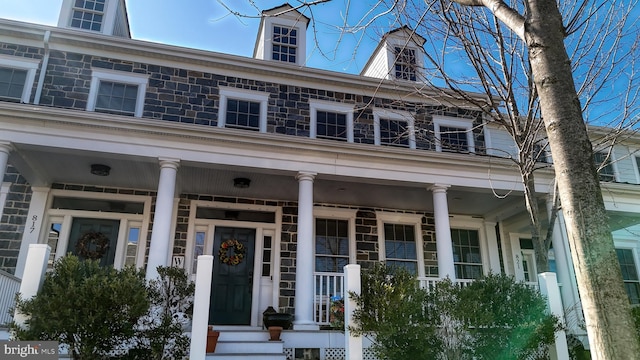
{"left": 206, "top": 326, "right": 220, "bottom": 353}
{"left": 268, "top": 326, "right": 283, "bottom": 341}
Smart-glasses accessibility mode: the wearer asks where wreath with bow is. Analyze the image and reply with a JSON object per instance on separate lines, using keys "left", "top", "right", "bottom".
{"left": 218, "top": 239, "right": 245, "bottom": 265}
{"left": 75, "top": 231, "right": 110, "bottom": 260}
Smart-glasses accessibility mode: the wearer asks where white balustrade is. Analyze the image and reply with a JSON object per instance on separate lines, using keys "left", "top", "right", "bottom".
{"left": 0, "top": 269, "right": 21, "bottom": 325}
{"left": 313, "top": 272, "right": 344, "bottom": 324}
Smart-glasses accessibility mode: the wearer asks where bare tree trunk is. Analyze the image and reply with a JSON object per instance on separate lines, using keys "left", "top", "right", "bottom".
{"left": 525, "top": 0, "right": 639, "bottom": 357}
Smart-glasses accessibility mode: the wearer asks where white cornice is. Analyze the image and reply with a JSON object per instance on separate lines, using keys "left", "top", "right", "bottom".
{"left": 0, "top": 102, "right": 555, "bottom": 192}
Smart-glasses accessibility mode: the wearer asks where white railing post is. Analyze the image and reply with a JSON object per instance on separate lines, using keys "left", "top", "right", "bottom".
{"left": 189, "top": 255, "right": 214, "bottom": 360}
{"left": 344, "top": 264, "right": 362, "bottom": 360}
{"left": 13, "top": 244, "right": 50, "bottom": 328}
{"left": 538, "top": 272, "right": 570, "bottom": 360}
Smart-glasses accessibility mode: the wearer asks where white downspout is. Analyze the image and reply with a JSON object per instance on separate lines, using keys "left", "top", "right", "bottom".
{"left": 34, "top": 30, "right": 51, "bottom": 105}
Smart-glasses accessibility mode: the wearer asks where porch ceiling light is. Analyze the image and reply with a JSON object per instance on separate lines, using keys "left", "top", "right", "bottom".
{"left": 233, "top": 177, "right": 251, "bottom": 189}
{"left": 90, "top": 164, "right": 111, "bottom": 176}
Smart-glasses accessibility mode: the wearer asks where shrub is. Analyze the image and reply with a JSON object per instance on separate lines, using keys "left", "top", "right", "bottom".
{"left": 11, "top": 255, "right": 149, "bottom": 360}
{"left": 350, "top": 264, "right": 443, "bottom": 360}
{"left": 350, "top": 264, "right": 560, "bottom": 360}
{"left": 131, "top": 266, "right": 195, "bottom": 360}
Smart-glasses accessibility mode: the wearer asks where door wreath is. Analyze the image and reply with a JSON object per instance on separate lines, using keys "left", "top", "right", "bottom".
{"left": 218, "top": 239, "right": 246, "bottom": 265}
{"left": 75, "top": 231, "right": 110, "bottom": 260}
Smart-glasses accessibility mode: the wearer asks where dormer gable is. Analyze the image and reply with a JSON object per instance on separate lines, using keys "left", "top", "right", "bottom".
{"left": 253, "top": 3, "right": 310, "bottom": 66}
{"left": 361, "top": 26, "right": 426, "bottom": 82}
{"left": 58, "top": 0, "right": 131, "bottom": 38}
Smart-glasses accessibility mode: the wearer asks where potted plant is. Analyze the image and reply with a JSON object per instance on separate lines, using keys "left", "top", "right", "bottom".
{"left": 329, "top": 296, "right": 345, "bottom": 330}
{"left": 206, "top": 326, "right": 220, "bottom": 353}
{"left": 262, "top": 306, "right": 293, "bottom": 329}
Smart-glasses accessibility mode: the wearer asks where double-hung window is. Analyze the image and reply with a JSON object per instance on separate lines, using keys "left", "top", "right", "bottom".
{"left": 218, "top": 88, "right": 268, "bottom": 132}
{"left": 616, "top": 248, "right": 640, "bottom": 304}
{"left": 315, "top": 218, "right": 350, "bottom": 273}
{"left": 451, "top": 228, "right": 483, "bottom": 280}
{"left": 87, "top": 69, "right": 148, "bottom": 117}
{"left": 373, "top": 110, "right": 415, "bottom": 148}
{"left": 314, "top": 208, "right": 355, "bottom": 273}
{"left": 310, "top": 101, "right": 354, "bottom": 142}
{"left": 70, "top": 0, "right": 106, "bottom": 32}
{"left": 0, "top": 56, "right": 39, "bottom": 103}
{"left": 377, "top": 213, "right": 424, "bottom": 276}
{"left": 272, "top": 25, "right": 297, "bottom": 63}
{"left": 594, "top": 151, "right": 616, "bottom": 182}
{"left": 394, "top": 47, "right": 417, "bottom": 81}
{"left": 434, "top": 117, "right": 475, "bottom": 153}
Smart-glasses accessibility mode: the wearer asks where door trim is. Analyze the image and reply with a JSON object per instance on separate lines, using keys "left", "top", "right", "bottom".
{"left": 44, "top": 190, "right": 152, "bottom": 269}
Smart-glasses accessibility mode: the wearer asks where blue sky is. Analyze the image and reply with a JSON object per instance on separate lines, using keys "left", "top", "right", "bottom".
{"left": 0, "top": 0, "right": 394, "bottom": 75}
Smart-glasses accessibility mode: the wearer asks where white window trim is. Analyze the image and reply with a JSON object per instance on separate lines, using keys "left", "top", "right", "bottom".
{"left": 314, "top": 207, "right": 357, "bottom": 270}
{"left": 384, "top": 37, "right": 425, "bottom": 81}
{"left": 614, "top": 245, "right": 640, "bottom": 302}
{"left": 87, "top": 69, "right": 148, "bottom": 117}
{"left": 373, "top": 109, "right": 416, "bottom": 149}
{"left": 218, "top": 87, "right": 269, "bottom": 133}
{"left": 594, "top": 148, "right": 618, "bottom": 182}
{"left": 265, "top": 18, "right": 306, "bottom": 66}
{"left": 309, "top": 100, "right": 354, "bottom": 142}
{"left": 450, "top": 216, "right": 488, "bottom": 277}
{"left": 376, "top": 212, "right": 425, "bottom": 277}
{"left": 58, "top": 0, "right": 117, "bottom": 34}
{"left": 433, "top": 116, "right": 476, "bottom": 153}
{"left": 0, "top": 55, "right": 40, "bottom": 103}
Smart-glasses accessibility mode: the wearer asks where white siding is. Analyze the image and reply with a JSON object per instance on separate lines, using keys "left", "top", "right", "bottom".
{"left": 485, "top": 126, "right": 518, "bottom": 159}
{"left": 362, "top": 46, "right": 390, "bottom": 79}
{"left": 613, "top": 145, "right": 638, "bottom": 184}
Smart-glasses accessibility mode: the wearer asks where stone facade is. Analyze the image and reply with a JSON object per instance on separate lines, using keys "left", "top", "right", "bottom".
{"left": 0, "top": 41, "right": 486, "bottom": 153}
{"left": 0, "top": 166, "right": 31, "bottom": 274}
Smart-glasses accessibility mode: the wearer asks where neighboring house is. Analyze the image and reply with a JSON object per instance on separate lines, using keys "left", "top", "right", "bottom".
{"left": 0, "top": 0, "right": 638, "bottom": 358}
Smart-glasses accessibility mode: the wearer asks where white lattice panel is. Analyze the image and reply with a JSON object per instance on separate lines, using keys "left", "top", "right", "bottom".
{"left": 363, "top": 348, "right": 377, "bottom": 360}
{"left": 284, "top": 348, "right": 294, "bottom": 360}
{"left": 324, "top": 347, "right": 345, "bottom": 360}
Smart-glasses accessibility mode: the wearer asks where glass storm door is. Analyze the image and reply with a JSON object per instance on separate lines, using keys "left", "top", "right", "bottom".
{"left": 209, "top": 227, "right": 256, "bottom": 325}
{"left": 68, "top": 217, "right": 120, "bottom": 267}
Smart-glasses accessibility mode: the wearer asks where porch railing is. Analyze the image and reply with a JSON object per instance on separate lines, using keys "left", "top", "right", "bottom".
{"left": 314, "top": 272, "right": 344, "bottom": 325}
{"left": 314, "top": 274, "right": 539, "bottom": 324}
{"left": 418, "top": 277, "right": 474, "bottom": 290}
{"left": 0, "top": 269, "right": 21, "bottom": 326}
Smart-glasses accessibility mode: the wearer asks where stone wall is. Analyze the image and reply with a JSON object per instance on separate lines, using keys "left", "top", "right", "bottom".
{"left": 0, "top": 165, "right": 31, "bottom": 274}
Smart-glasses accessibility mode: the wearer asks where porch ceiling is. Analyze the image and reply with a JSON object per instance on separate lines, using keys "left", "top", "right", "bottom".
{"left": 10, "top": 144, "right": 524, "bottom": 217}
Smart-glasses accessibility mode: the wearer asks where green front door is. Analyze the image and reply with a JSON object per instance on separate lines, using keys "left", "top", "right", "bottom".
{"left": 68, "top": 218, "right": 120, "bottom": 267}
{"left": 209, "top": 227, "right": 256, "bottom": 325}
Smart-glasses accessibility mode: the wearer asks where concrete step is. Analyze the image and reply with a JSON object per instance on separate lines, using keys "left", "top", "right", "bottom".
{"left": 206, "top": 329, "right": 287, "bottom": 360}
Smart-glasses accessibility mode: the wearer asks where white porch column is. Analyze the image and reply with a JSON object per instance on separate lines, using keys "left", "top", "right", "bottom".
{"left": 0, "top": 143, "right": 12, "bottom": 216}
{"left": 0, "top": 142, "right": 10, "bottom": 175}
{"left": 13, "top": 244, "right": 50, "bottom": 328}
{"left": 548, "top": 200, "right": 580, "bottom": 320}
{"left": 538, "top": 272, "right": 570, "bottom": 360}
{"left": 293, "top": 171, "right": 317, "bottom": 330}
{"left": 146, "top": 158, "right": 179, "bottom": 280}
{"left": 430, "top": 184, "right": 456, "bottom": 280}
{"left": 189, "top": 255, "right": 214, "bottom": 360}
{"left": 15, "top": 187, "right": 51, "bottom": 279}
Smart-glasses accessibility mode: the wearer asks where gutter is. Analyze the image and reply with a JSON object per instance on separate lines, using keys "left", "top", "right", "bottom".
{"left": 33, "top": 30, "right": 50, "bottom": 105}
